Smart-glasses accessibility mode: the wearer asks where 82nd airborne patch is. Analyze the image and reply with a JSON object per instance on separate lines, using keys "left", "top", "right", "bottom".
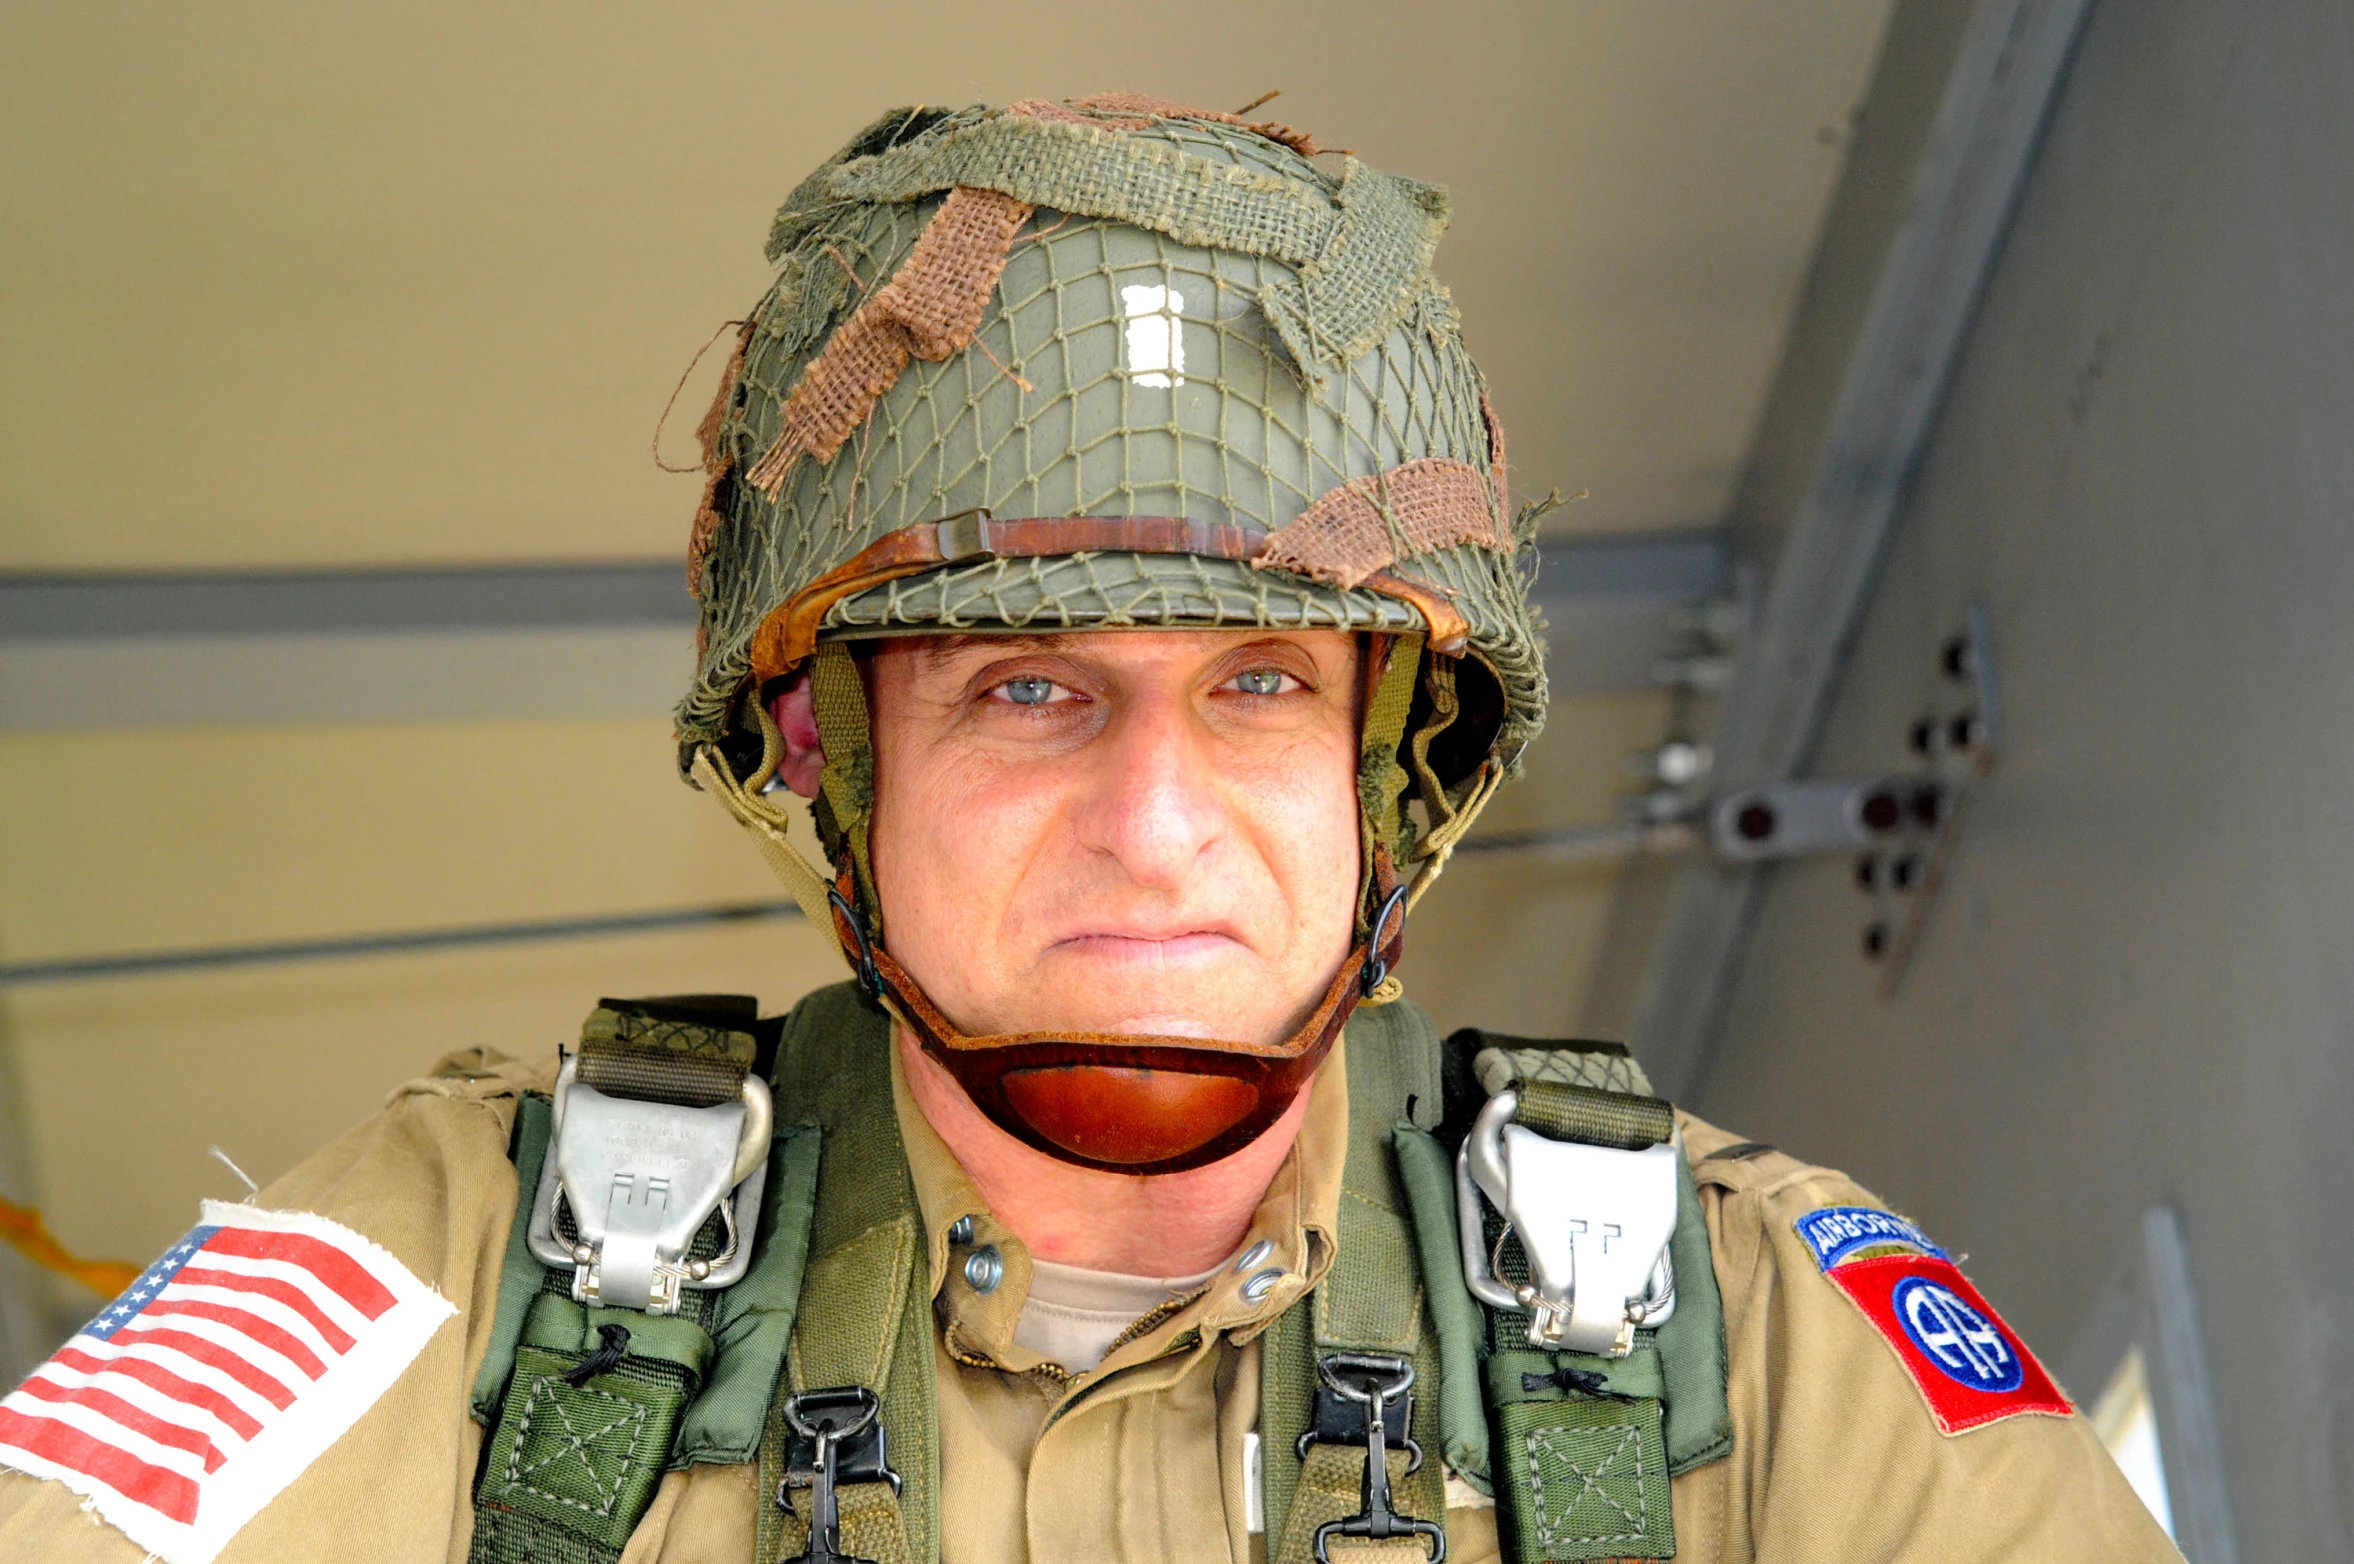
{"left": 1798, "top": 1206, "right": 2071, "bottom": 1434}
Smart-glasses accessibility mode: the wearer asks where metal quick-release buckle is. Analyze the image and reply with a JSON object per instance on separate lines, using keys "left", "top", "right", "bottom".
{"left": 524, "top": 1054, "right": 773, "bottom": 1314}
{"left": 1455, "top": 1089, "right": 1678, "bottom": 1357}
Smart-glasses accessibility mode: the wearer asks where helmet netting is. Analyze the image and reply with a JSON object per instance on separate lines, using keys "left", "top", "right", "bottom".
{"left": 681, "top": 109, "right": 1542, "bottom": 772}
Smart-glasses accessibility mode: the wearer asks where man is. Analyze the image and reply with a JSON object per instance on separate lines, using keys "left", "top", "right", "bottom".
{"left": 0, "top": 97, "right": 2174, "bottom": 1564}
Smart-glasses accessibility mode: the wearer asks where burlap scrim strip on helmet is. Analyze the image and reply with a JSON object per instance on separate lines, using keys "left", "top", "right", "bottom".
{"left": 1253, "top": 457, "right": 1505, "bottom": 589}
{"left": 1258, "top": 161, "right": 1451, "bottom": 384}
{"left": 746, "top": 186, "right": 1037, "bottom": 498}
{"left": 1008, "top": 93, "right": 1324, "bottom": 156}
{"left": 816, "top": 106, "right": 1446, "bottom": 387}
{"left": 687, "top": 322, "right": 754, "bottom": 597}
{"left": 831, "top": 113, "right": 1337, "bottom": 265}
{"left": 1480, "top": 388, "right": 1510, "bottom": 525}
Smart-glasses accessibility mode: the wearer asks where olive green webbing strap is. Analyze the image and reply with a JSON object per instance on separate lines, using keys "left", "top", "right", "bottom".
{"left": 1263, "top": 1001, "right": 1450, "bottom": 1564}
{"left": 691, "top": 744, "right": 846, "bottom": 956}
{"left": 575, "top": 998, "right": 755, "bottom": 1107}
{"left": 472, "top": 1296, "right": 714, "bottom": 1561}
{"left": 759, "top": 983, "right": 937, "bottom": 1564}
{"left": 808, "top": 642, "right": 881, "bottom": 923}
{"left": 1356, "top": 633, "right": 1424, "bottom": 880}
{"left": 1447, "top": 1039, "right": 1734, "bottom": 1563}
{"left": 1509, "top": 1083, "right": 1674, "bottom": 1154}
{"left": 467, "top": 1001, "right": 824, "bottom": 1564}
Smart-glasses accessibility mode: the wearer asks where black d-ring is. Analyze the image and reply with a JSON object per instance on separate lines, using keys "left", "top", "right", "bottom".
{"left": 1359, "top": 882, "right": 1410, "bottom": 996}
{"left": 827, "top": 886, "right": 884, "bottom": 1000}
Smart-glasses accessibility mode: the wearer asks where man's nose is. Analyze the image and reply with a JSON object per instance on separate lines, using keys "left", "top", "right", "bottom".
{"left": 1076, "top": 689, "right": 1226, "bottom": 888}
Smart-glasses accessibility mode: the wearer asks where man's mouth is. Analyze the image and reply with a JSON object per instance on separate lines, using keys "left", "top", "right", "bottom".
{"left": 1045, "top": 930, "right": 1250, "bottom": 970}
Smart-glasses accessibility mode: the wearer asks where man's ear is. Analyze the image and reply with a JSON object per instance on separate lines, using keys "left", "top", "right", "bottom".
{"left": 767, "top": 673, "right": 826, "bottom": 799}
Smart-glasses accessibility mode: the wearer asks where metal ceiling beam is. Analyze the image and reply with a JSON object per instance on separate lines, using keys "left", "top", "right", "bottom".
{"left": 1629, "top": 0, "right": 2098, "bottom": 1098}
{"left": 0, "top": 562, "right": 697, "bottom": 640}
{"left": 0, "top": 801, "right": 1649, "bottom": 987}
{"left": 0, "top": 539, "right": 1728, "bottom": 643}
{"left": 0, "top": 536, "right": 1726, "bottom": 730}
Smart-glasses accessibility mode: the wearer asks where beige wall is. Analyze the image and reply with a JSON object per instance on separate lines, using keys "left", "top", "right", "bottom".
{"left": 0, "top": 716, "right": 825, "bottom": 1267}
{"left": 9, "top": 925, "right": 840, "bottom": 1274}
{"left": 1, "top": 2, "right": 1892, "bottom": 570}
{"left": 1, "top": 1, "right": 1878, "bottom": 1339}
{"left": 1688, "top": 0, "right": 2354, "bottom": 1555}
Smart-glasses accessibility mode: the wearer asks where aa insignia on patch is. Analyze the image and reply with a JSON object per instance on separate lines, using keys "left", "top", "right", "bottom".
{"left": 1796, "top": 1206, "right": 2071, "bottom": 1434}
{"left": 0, "top": 1200, "right": 456, "bottom": 1564}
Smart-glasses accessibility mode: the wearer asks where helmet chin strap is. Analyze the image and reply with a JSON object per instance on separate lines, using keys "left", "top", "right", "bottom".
{"left": 699, "top": 632, "right": 1425, "bottom": 1175}
{"left": 831, "top": 851, "right": 1406, "bottom": 1176}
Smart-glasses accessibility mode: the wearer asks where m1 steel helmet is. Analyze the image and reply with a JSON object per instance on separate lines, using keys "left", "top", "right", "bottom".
{"left": 678, "top": 95, "right": 1550, "bottom": 1172}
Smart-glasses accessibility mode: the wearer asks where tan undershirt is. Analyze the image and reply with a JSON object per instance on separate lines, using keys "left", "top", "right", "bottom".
{"left": 1014, "top": 1257, "right": 1225, "bottom": 1373}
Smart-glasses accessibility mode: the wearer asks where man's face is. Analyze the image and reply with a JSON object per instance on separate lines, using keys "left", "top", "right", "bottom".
{"left": 863, "top": 629, "right": 1364, "bottom": 1046}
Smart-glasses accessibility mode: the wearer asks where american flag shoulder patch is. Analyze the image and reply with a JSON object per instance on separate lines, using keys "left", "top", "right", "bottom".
{"left": 0, "top": 1199, "right": 456, "bottom": 1564}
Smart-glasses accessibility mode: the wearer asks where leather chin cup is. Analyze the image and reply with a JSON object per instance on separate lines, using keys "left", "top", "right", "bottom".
{"left": 844, "top": 910, "right": 1402, "bottom": 1176}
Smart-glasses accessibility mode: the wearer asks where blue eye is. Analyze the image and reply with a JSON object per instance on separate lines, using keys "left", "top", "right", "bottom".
{"left": 1232, "top": 668, "right": 1286, "bottom": 696}
{"left": 1000, "top": 677, "right": 1055, "bottom": 706}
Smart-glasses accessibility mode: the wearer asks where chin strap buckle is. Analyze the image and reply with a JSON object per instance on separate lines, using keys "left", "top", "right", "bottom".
{"left": 1309, "top": 1354, "right": 1445, "bottom": 1564}
{"left": 828, "top": 885, "right": 884, "bottom": 1000}
{"left": 1358, "top": 882, "right": 1410, "bottom": 997}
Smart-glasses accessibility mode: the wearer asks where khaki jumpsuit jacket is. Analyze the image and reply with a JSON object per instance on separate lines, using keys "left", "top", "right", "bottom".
{"left": 0, "top": 1033, "right": 2177, "bottom": 1564}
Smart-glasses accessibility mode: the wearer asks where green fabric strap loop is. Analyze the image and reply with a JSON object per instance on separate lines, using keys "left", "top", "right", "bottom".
{"left": 1390, "top": 1124, "right": 1491, "bottom": 1495}
{"left": 1511, "top": 1081, "right": 1674, "bottom": 1152}
{"left": 1263, "top": 999, "right": 1449, "bottom": 1564}
{"left": 575, "top": 997, "right": 757, "bottom": 1108}
{"left": 1485, "top": 1347, "right": 1664, "bottom": 1408}
{"left": 473, "top": 1296, "right": 719, "bottom": 1560}
{"left": 474, "top": 1342, "right": 696, "bottom": 1557}
{"left": 760, "top": 983, "right": 936, "bottom": 1564}
{"left": 522, "top": 1291, "right": 715, "bottom": 1386}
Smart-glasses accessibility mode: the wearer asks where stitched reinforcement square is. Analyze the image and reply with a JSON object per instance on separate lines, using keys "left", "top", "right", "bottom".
{"left": 476, "top": 1346, "right": 688, "bottom": 1551}
{"left": 1495, "top": 1394, "right": 1674, "bottom": 1562}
